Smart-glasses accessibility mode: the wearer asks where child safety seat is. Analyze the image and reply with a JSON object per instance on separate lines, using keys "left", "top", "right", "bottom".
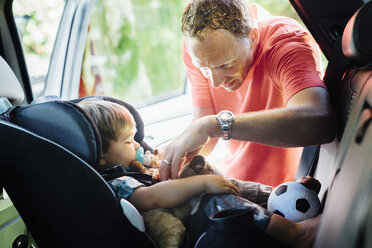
{"left": 0, "top": 92, "right": 157, "bottom": 247}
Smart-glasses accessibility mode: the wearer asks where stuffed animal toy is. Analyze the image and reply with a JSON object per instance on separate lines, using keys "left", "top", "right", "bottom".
{"left": 135, "top": 155, "right": 273, "bottom": 248}
{"left": 267, "top": 178, "right": 321, "bottom": 222}
{"left": 129, "top": 160, "right": 160, "bottom": 182}
{"left": 136, "top": 147, "right": 161, "bottom": 169}
{"left": 143, "top": 149, "right": 161, "bottom": 168}
{"left": 129, "top": 155, "right": 200, "bottom": 248}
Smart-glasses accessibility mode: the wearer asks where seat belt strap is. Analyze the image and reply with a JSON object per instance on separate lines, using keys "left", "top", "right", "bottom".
{"left": 295, "top": 145, "right": 320, "bottom": 179}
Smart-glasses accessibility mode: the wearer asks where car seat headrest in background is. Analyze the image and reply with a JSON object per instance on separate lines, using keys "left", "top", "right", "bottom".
{"left": 342, "top": 1, "right": 372, "bottom": 60}
{"left": 0, "top": 56, "right": 24, "bottom": 105}
{"left": 8, "top": 100, "right": 102, "bottom": 170}
{"left": 70, "top": 95, "right": 153, "bottom": 152}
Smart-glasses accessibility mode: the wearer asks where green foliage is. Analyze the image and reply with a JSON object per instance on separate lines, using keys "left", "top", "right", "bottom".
{"left": 257, "top": 0, "right": 300, "bottom": 21}
{"left": 85, "top": 0, "right": 188, "bottom": 103}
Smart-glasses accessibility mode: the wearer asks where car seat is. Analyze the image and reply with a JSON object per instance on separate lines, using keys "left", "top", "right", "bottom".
{"left": 313, "top": 2, "right": 372, "bottom": 247}
{"left": 0, "top": 61, "right": 157, "bottom": 247}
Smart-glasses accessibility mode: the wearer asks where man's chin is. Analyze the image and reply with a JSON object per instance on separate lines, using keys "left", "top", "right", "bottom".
{"left": 222, "top": 80, "right": 242, "bottom": 91}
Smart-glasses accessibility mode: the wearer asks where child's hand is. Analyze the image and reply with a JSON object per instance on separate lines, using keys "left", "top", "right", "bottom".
{"left": 204, "top": 175, "right": 239, "bottom": 196}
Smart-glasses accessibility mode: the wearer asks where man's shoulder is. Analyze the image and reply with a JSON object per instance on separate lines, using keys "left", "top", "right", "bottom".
{"left": 259, "top": 16, "right": 308, "bottom": 38}
{"left": 257, "top": 16, "right": 313, "bottom": 56}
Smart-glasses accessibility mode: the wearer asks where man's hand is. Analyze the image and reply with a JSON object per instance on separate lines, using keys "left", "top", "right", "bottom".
{"left": 159, "top": 115, "right": 220, "bottom": 180}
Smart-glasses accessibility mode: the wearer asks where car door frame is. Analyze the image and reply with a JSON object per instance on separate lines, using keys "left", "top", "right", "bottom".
{"left": 44, "top": 0, "right": 96, "bottom": 100}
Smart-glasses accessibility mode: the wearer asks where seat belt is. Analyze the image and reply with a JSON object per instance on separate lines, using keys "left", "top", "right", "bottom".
{"left": 295, "top": 145, "right": 320, "bottom": 179}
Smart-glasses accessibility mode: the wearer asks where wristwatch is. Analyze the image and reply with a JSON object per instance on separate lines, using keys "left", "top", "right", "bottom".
{"left": 216, "top": 110, "right": 235, "bottom": 140}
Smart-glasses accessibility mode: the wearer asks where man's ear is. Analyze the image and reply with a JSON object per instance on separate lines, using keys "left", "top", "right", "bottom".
{"left": 249, "top": 26, "right": 259, "bottom": 49}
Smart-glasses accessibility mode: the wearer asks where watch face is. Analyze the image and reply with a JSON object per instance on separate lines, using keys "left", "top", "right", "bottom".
{"left": 220, "top": 111, "right": 233, "bottom": 121}
{"left": 217, "top": 111, "right": 235, "bottom": 140}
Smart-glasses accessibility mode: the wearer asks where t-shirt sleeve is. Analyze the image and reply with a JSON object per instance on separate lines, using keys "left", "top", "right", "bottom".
{"left": 109, "top": 176, "right": 144, "bottom": 199}
{"left": 183, "top": 42, "right": 214, "bottom": 108}
{"left": 269, "top": 32, "right": 326, "bottom": 103}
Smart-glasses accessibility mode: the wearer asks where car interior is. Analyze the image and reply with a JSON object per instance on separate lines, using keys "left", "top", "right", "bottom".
{"left": 0, "top": 0, "right": 372, "bottom": 247}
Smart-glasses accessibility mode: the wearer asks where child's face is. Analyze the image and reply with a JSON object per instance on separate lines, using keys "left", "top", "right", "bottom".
{"left": 100, "top": 128, "right": 140, "bottom": 169}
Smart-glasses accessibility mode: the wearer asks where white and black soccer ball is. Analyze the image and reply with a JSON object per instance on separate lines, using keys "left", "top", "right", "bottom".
{"left": 267, "top": 181, "right": 321, "bottom": 222}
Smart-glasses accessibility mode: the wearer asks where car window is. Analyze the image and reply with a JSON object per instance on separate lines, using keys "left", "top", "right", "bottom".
{"left": 13, "top": 0, "right": 65, "bottom": 99}
{"left": 79, "top": 0, "right": 188, "bottom": 107}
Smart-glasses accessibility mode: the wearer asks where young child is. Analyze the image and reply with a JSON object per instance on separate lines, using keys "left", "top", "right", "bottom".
{"left": 78, "top": 98, "right": 320, "bottom": 248}
{"left": 78, "top": 98, "right": 238, "bottom": 211}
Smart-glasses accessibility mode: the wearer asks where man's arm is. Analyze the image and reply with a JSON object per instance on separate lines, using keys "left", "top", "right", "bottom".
{"left": 161, "top": 86, "right": 335, "bottom": 179}
{"left": 128, "top": 175, "right": 239, "bottom": 211}
{"left": 193, "top": 106, "right": 218, "bottom": 156}
{"left": 229, "top": 87, "right": 335, "bottom": 147}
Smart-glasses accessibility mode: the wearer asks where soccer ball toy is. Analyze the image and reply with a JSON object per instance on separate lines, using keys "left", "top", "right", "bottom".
{"left": 267, "top": 181, "right": 321, "bottom": 222}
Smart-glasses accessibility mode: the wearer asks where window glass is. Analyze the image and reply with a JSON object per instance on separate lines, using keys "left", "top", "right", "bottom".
{"left": 13, "top": 0, "right": 65, "bottom": 98}
{"left": 257, "top": 0, "right": 301, "bottom": 20}
{"left": 80, "top": 0, "right": 188, "bottom": 107}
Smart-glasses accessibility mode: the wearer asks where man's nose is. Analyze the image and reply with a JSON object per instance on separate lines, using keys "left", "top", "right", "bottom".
{"left": 210, "top": 70, "right": 224, "bottom": 88}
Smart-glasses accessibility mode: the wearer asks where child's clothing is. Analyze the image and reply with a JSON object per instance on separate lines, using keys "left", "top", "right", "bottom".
{"left": 186, "top": 194, "right": 273, "bottom": 247}
{"left": 110, "top": 176, "right": 144, "bottom": 199}
{"left": 101, "top": 164, "right": 154, "bottom": 199}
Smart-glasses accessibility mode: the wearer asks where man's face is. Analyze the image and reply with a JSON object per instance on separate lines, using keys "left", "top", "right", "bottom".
{"left": 100, "top": 128, "right": 140, "bottom": 169}
{"left": 186, "top": 29, "right": 255, "bottom": 91}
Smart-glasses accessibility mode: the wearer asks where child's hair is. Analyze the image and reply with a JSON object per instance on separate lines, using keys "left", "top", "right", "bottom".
{"left": 77, "top": 99, "right": 136, "bottom": 152}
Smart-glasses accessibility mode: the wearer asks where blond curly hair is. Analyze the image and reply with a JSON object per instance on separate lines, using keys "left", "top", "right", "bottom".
{"left": 181, "top": 0, "right": 253, "bottom": 40}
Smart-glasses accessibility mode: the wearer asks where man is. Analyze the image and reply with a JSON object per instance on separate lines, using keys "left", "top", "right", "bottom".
{"left": 160, "top": 0, "right": 334, "bottom": 186}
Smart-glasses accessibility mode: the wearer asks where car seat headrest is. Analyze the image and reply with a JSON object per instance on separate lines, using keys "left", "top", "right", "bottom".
{"left": 342, "top": 1, "right": 372, "bottom": 60}
{"left": 7, "top": 100, "right": 102, "bottom": 170}
{"left": 70, "top": 95, "right": 152, "bottom": 152}
{"left": 0, "top": 57, "right": 24, "bottom": 105}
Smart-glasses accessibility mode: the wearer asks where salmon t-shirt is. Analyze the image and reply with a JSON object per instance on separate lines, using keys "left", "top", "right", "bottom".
{"left": 183, "top": 11, "right": 325, "bottom": 186}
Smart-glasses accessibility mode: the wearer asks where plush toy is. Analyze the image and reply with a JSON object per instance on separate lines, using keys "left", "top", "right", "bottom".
{"left": 131, "top": 155, "right": 202, "bottom": 248}
{"left": 143, "top": 149, "right": 161, "bottom": 168}
{"left": 136, "top": 155, "right": 273, "bottom": 248}
{"left": 136, "top": 147, "right": 161, "bottom": 168}
{"left": 267, "top": 179, "right": 321, "bottom": 222}
{"left": 127, "top": 152, "right": 197, "bottom": 247}
{"left": 130, "top": 160, "right": 160, "bottom": 182}
{"left": 129, "top": 148, "right": 161, "bottom": 182}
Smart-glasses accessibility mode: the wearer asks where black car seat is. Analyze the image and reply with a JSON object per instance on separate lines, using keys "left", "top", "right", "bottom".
{"left": 313, "top": 2, "right": 372, "bottom": 247}
{"left": 0, "top": 59, "right": 157, "bottom": 247}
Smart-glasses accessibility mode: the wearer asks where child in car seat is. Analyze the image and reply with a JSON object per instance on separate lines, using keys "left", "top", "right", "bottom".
{"left": 78, "top": 98, "right": 320, "bottom": 248}
{"left": 77, "top": 98, "right": 238, "bottom": 206}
